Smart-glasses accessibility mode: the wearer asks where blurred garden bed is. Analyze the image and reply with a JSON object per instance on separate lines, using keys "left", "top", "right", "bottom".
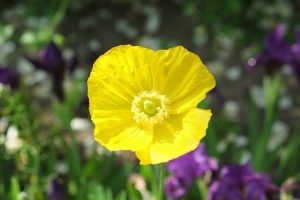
{"left": 1, "top": 0, "right": 300, "bottom": 199}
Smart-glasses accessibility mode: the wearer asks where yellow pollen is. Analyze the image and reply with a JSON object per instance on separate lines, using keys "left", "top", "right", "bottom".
{"left": 131, "top": 91, "right": 169, "bottom": 128}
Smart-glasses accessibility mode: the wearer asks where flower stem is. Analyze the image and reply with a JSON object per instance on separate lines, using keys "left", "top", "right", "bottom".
{"left": 156, "top": 164, "right": 165, "bottom": 200}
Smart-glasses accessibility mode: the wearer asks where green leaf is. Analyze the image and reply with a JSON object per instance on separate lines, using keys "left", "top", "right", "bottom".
{"left": 9, "top": 177, "right": 20, "bottom": 200}
{"left": 247, "top": 99, "right": 259, "bottom": 155}
{"left": 65, "top": 143, "right": 81, "bottom": 185}
{"left": 87, "top": 182, "right": 115, "bottom": 200}
{"left": 252, "top": 76, "right": 282, "bottom": 171}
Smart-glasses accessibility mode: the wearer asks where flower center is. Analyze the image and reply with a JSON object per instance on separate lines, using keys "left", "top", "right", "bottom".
{"left": 131, "top": 91, "right": 169, "bottom": 128}
{"left": 143, "top": 100, "right": 157, "bottom": 116}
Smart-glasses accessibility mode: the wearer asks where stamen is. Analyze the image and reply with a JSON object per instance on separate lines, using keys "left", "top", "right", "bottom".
{"left": 131, "top": 91, "right": 169, "bottom": 128}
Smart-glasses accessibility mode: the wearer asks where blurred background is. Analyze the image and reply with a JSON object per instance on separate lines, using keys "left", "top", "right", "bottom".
{"left": 0, "top": 0, "right": 300, "bottom": 199}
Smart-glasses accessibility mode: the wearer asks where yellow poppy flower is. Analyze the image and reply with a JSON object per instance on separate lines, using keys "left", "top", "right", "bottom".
{"left": 88, "top": 45, "right": 216, "bottom": 164}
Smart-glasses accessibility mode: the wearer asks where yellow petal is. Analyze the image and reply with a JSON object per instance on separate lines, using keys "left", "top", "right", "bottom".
{"left": 93, "top": 110, "right": 153, "bottom": 151}
{"left": 151, "top": 113, "right": 183, "bottom": 144}
{"left": 88, "top": 45, "right": 158, "bottom": 112}
{"left": 135, "top": 109, "right": 212, "bottom": 164}
{"left": 155, "top": 46, "right": 216, "bottom": 114}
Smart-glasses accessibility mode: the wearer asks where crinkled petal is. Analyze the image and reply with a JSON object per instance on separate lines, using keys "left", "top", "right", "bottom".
{"left": 93, "top": 110, "right": 153, "bottom": 151}
{"left": 154, "top": 46, "right": 216, "bottom": 114}
{"left": 136, "top": 109, "right": 212, "bottom": 164}
{"left": 88, "top": 45, "right": 157, "bottom": 112}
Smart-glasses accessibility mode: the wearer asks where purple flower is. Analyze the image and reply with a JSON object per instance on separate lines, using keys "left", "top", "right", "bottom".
{"left": 35, "top": 42, "right": 65, "bottom": 74}
{"left": 247, "top": 24, "right": 293, "bottom": 71}
{"left": 167, "top": 143, "right": 218, "bottom": 184}
{"left": 48, "top": 178, "right": 66, "bottom": 200}
{"left": 165, "top": 143, "right": 218, "bottom": 199}
{"left": 208, "top": 163, "right": 276, "bottom": 200}
{"left": 290, "top": 30, "right": 300, "bottom": 82}
{"left": 0, "top": 67, "right": 19, "bottom": 89}
{"left": 27, "top": 42, "right": 78, "bottom": 100}
{"left": 164, "top": 176, "right": 187, "bottom": 200}
{"left": 247, "top": 23, "right": 300, "bottom": 83}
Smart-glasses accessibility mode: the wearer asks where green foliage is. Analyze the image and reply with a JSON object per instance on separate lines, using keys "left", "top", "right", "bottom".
{"left": 9, "top": 177, "right": 20, "bottom": 200}
{"left": 252, "top": 76, "right": 282, "bottom": 171}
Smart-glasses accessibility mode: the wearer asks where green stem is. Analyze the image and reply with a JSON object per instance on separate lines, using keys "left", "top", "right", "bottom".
{"left": 197, "top": 180, "right": 208, "bottom": 200}
{"left": 51, "top": 0, "right": 69, "bottom": 29}
{"left": 156, "top": 164, "right": 165, "bottom": 200}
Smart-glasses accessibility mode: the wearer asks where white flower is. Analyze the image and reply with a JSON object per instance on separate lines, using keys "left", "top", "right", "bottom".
{"left": 5, "top": 125, "right": 23, "bottom": 152}
{"left": 193, "top": 26, "right": 208, "bottom": 46}
{"left": 234, "top": 135, "right": 248, "bottom": 147}
{"left": 143, "top": 6, "right": 160, "bottom": 34}
{"left": 225, "top": 66, "right": 242, "bottom": 81}
{"left": 250, "top": 85, "right": 265, "bottom": 108}
{"left": 17, "top": 191, "right": 28, "bottom": 200}
{"left": 279, "top": 95, "right": 293, "bottom": 110}
{"left": 137, "top": 36, "right": 161, "bottom": 50}
{"left": 223, "top": 100, "right": 240, "bottom": 120}
{"left": 55, "top": 161, "right": 68, "bottom": 174}
{"left": 268, "top": 121, "right": 289, "bottom": 151}
{"left": 70, "top": 117, "right": 92, "bottom": 132}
